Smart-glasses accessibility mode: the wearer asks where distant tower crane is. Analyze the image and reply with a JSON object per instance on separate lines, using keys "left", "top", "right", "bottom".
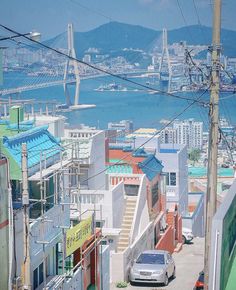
{"left": 63, "top": 23, "right": 80, "bottom": 107}
{"left": 159, "top": 28, "right": 172, "bottom": 92}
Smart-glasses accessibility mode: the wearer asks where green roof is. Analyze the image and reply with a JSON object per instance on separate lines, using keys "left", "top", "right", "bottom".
{"left": 225, "top": 256, "right": 236, "bottom": 290}
{"left": 188, "top": 167, "right": 234, "bottom": 178}
{"left": 106, "top": 164, "right": 133, "bottom": 174}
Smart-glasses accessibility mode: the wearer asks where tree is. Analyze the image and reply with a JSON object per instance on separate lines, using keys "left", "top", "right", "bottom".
{"left": 188, "top": 148, "right": 201, "bottom": 165}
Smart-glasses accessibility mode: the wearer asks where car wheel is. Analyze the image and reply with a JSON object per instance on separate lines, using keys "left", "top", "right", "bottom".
{"left": 164, "top": 273, "right": 169, "bottom": 286}
{"left": 182, "top": 235, "right": 186, "bottom": 244}
{"left": 172, "top": 267, "right": 176, "bottom": 279}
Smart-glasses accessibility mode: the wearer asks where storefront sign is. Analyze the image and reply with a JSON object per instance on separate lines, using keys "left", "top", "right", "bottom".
{"left": 65, "top": 215, "right": 94, "bottom": 257}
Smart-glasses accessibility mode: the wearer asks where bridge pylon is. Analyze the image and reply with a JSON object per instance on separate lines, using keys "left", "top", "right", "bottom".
{"left": 63, "top": 23, "right": 80, "bottom": 107}
{"left": 159, "top": 28, "right": 172, "bottom": 92}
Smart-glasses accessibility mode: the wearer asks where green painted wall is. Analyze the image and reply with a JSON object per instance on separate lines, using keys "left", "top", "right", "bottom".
{"left": 220, "top": 193, "right": 236, "bottom": 290}
{"left": 225, "top": 257, "right": 236, "bottom": 290}
{"left": 1, "top": 146, "right": 21, "bottom": 180}
{"left": 9, "top": 106, "right": 24, "bottom": 124}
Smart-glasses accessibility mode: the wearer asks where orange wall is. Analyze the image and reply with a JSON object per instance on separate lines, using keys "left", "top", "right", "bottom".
{"left": 108, "top": 149, "right": 145, "bottom": 164}
{"left": 156, "top": 209, "right": 183, "bottom": 253}
{"left": 188, "top": 204, "right": 196, "bottom": 213}
{"left": 155, "top": 225, "right": 175, "bottom": 253}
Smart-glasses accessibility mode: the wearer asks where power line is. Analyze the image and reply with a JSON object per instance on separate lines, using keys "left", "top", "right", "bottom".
{"left": 82, "top": 87, "right": 210, "bottom": 184}
{"left": 218, "top": 127, "right": 234, "bottom": 165}
{"left": 70, "top": 0, "right": 113, "bottom": 22}
{"left": 192, "top": 0, "right": 208, "bottom": 43}
{"left": 0, "top": 23, "right": 209, "bottom": 107}
{"left": 176, "top": 0, "right": 194, "bottom": 43}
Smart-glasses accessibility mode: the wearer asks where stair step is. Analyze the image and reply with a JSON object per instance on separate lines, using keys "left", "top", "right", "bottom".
{"left": 117, "top": 247, "right": 127, "bottom": 252}
{"left": 125, "top": 210, "right": 134, "bottom": 214}
{"left": 126, "top": 198, "right": 137, "bottom": 202}
{"left": 121, "top": 228, "right": 130, "bottom": 233}
{"left": 122, "top": 222, "right": 132, "bottom": 227}
{"left": 126, "top": 203, "right": 136, "bottom": 207}
{"left": 124, "top": 216, "right": 133, "bottom": 221}
{"left": 125, "top": 211, "right": 134, "bottom": 216}
{"left": 119, "top": 236, "right": 129, "bottom": 242}
{"left": 118, "top": 241, "right": 129, "bottom": 247}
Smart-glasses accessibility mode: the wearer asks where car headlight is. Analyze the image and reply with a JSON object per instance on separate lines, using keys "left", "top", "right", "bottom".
{"left": 131, "top": 268, "right": 139, "bottom": 274}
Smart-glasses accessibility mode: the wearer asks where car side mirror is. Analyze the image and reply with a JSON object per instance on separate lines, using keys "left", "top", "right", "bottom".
{"left": 133, "top": 259, "right": 137, "bottom": 263}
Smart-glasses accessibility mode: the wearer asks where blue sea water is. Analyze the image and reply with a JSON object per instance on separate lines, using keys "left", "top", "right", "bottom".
{"left": 1, "top": 72, "right": 235, "bottom": 130}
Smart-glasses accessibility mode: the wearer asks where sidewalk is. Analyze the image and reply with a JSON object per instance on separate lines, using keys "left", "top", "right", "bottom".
{"left": 110, "top": 237, "right": 204, "bottom": 290}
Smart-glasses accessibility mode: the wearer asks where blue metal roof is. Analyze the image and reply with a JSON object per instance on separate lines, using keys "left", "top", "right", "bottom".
{"left": 133, "top": 148, "right": 148, "bottom": 157}
{"left": 138, "top": 154, "right": 163, "bottom": 181}
{"left": 159, "top": 148, "right": 179, "bottom": 154}
{"left": 7, "top": 120, "right": 34, "bottom": 131}
{"left": 2, "top": 125, "right": 62, "bottom": 170}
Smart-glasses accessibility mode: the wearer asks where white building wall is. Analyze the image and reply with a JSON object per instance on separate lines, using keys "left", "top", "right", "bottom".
{"left": 14, "top": 209, "right": 24, "bottom": 279}
{"left": 63, "top": 129, "right": 106, "bottom": 190}
{"left": 71, "top": 181, "right": 125, "bottom": 229}
{"left": 156, "top": 144, "right": 188, "bottom": 214}
{"left": 178, "top": 145, "right": 188, "bottom": 215}
{"left": 30, "top": 115, "right": 66, "bottom": 138}
{"left": 134, "top": 135, "right": 160, "bottom": 154}
{"left": 88, "top": 131, "right": 106, "bottom": 190}
{"left": 129, "top": 176, "right": 150, "bottom": 243}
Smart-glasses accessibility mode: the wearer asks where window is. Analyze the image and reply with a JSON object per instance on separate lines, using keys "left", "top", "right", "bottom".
{"left": 166, "top": 172, "right": 176, "bottom": 186}
{"left": 170, "top": 172, "right": 176, "bottom": 186}
{"left": 56, "top": 243, "right": 73, "bottom": 275}
{"left": 151, "top": 181, "right": 159, "bottom": 207}
{"left": 80, "top": 168, "right": 89, "bottom": 187}
{"left": 124, "top": 184, "right": 139, "bottom": 196}
{"left": 33, "top": 262, "right": 44, "bottom": 290}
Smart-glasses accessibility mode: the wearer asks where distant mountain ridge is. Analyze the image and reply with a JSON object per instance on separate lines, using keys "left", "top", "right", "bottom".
{"left": 45, "top": 21, "right": 236, "bottom": 58}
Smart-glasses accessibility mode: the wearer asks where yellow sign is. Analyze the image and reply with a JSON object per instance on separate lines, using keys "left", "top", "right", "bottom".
{"left": 65, "top": 215, "right": 93, "bottom": 257}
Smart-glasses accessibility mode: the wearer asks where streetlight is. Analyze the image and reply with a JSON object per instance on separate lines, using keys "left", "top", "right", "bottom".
{"left": 0, "top": 29, "right": 41, "bottom": 124}
{"left": 0, "top": 31, "right": 41, "bottom": 42}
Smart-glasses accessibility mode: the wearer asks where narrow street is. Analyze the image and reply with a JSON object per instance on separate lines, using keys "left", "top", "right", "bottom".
{"left": 111, "top": 237, "right": 204, "bottom": 290}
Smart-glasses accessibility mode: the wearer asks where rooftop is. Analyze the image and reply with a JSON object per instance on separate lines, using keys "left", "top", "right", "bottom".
{"left": 106, "top": 163, "right": 133, "bottom": 174}
{"left": 127, "top": 128, "right": 158, "bottom": 138}
{"left": 159, "top": 148, "right": 179, "bottom": 154}
{"left": 138, "top": 154, "right": 163, "bottom": 181}
{"left": 2, "top": 125, "right": 62, "bottom": 177}
{"left": 188, "top": 166, "right": 234, "bottom": 178}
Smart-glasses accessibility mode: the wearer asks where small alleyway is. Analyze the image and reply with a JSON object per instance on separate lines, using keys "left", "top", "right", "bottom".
{"left": 110, "top": 237, "right": 204, "bottom": 290}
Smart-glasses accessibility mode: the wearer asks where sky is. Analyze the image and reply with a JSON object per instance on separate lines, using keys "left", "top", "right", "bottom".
{"left": 0, "top": 0, "right": 235, "bottom": 40}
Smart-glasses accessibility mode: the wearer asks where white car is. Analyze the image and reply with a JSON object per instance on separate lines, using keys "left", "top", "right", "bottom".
{"left": 130, "top": 250, "right": 176, "bottom": 286}
{"left": 182, "top": 227, "right": 194, "bottom": 244}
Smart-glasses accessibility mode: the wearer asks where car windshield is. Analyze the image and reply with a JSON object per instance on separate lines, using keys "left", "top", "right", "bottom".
{"left": 136, "top": 253, "right": 165, "bottom": 265}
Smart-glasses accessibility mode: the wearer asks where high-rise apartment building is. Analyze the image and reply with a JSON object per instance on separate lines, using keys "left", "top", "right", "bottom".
{"left": 160, "top": 127, "right": 177, "bottom": 144}
{"left": 173, "top": 119, "right": 203, "bottom": 149}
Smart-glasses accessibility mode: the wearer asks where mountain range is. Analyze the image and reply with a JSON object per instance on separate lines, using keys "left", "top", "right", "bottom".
{"left": 45, "top": 21, "right": 236, "bottom": 58}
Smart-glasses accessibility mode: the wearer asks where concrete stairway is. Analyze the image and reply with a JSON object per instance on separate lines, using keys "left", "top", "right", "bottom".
{"left": 117, "top": 196, "right": 137, "bottom": 252}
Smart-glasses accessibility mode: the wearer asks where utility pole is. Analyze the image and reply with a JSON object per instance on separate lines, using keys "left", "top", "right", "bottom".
{"left": 204, "top": 0, "right": 222, "bottom": 289}
{"left": 21, "top": 143, "right": 31, "bottom": 289}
